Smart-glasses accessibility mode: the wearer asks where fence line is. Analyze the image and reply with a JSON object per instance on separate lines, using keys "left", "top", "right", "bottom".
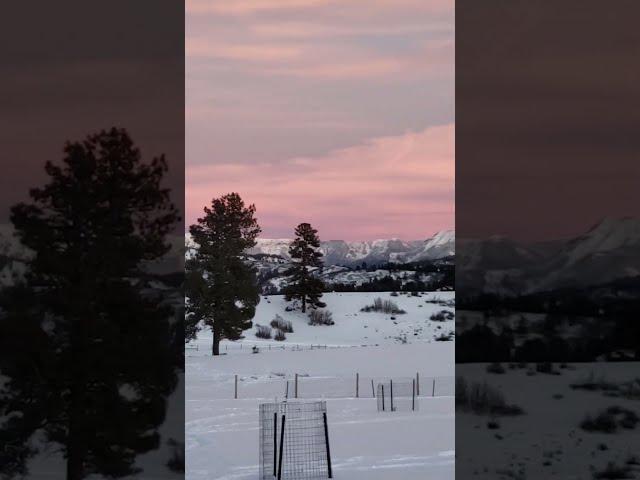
{"left": 210, "top": 373, "right": 454, "bottom": 400}
{"left": 186, "top": 342, "right": 366, "bottom": 354}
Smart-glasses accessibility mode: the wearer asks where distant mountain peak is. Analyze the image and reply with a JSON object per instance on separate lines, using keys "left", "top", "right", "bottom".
{"left": 242, "top": 230, "right": 455, "bottom": 266}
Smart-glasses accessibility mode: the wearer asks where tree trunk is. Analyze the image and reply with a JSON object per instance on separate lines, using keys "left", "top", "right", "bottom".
{"left": 68, "top": 314, "right": 87, "bottom": 480}
{"left": 66, "top": 440, "right": 84, "bottom": 480}
{"left": 212, "top": 329, "right": 220, "bottom": 356}
{"left": 67, "top": 384, "right": 85, "bottom": 480}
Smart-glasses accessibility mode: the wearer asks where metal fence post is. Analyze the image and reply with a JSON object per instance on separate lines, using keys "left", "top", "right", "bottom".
{"left": 277, "top": 414, "right": 286, "bottom": 480}
{"left": 273, "top": 412, "right": 278, "bottom": 477}
{"left": 416, "top": 372, "right": 420, "bottom": 396}
{"left": 432, "top": 378, "right": 436, "bottom": 397}
{"left": 356, "top": 373, "right": 359, "bottom": 398}
{"left": 323, "top": 412, "right": 333, "bottom": 479}
{"left": 234, "top": 375, "right": 238, "bottom": 399}
{"left": 295, "top": 373, "right": 298, "bottom": 399}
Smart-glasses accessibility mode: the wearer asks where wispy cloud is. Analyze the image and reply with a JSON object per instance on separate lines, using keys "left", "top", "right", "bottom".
{"left": 186, "top": 0, "right": 454, "bottom": 239}
{"left": 186, "top": 39, "right": 303, "bottom": 62}
{"left": 187, "top": 125, "right": 454, "bottom": 240}
{"left": 186, "top": 0, "right": 331, "bottom": 15}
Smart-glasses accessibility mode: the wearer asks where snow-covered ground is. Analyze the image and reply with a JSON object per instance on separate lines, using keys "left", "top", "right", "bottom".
{"left": 190, "top": 292, "right": 455, "bottom": 353}
{"left": 457, "top": 362, "right": 640, "bottom": 479}
{"left": 186, "top": 292, "right": 455, "bottom": 480}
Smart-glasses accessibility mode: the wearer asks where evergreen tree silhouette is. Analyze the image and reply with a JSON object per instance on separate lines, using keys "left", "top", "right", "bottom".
{"left": 0, "top": 128, "right": 180, "bottom": 479}
{"left": 284, "top": 223, "right": 326, "bottom": 313}
{"left": 185, "top": 193, "right": 261, "bottom": 355}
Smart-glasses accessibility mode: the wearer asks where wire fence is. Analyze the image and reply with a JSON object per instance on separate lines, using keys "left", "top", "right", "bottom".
{"left": 186, "top": 342, "right": 365, "bottom": 355}
{"left": 259, "top": 401, "right": 331, "bottom": 480}
{"left": 200, "top": 373, "right": 454, "bottom": 400}
{"left": 376, "top": 380, "right": 417, "bottom": 412}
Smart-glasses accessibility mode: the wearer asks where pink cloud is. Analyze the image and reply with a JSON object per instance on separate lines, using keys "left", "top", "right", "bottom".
{"left": 186, "top": 38, "right": 302, "bottom": 62}
{"left": 186, "top": 0, "right": 453, "bottom": 80}
{"left": 186, "top": 124, "right": 454, "bottom": 240}
{"left": 186, "top": 0, "right": 450, "bottom": 16}
{"left": 186, "top": 0, "right": 330, "bottom": 15}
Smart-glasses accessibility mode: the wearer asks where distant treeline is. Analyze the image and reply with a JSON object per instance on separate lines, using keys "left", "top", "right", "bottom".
{"left": 457, "top": 276, "right": 640, "bottom": 317}
{"left": 258, "top": 259, "right": 454, "bottom": 294}
{"left": 457, "top": 276, "right": 640, "bottom": 362}
{"left": 457, "top": 323, "right": 640, "bottom": 363}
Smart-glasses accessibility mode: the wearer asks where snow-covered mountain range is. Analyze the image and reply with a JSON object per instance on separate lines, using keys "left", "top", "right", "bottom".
{"left": 247, "top": 230, "right": 455, "bottom": 266}
{"left": 183, "top": 230, "right": 455, "bottom": 293}
{"left": 458, "top": 217, "right": 640, "bottom": 297}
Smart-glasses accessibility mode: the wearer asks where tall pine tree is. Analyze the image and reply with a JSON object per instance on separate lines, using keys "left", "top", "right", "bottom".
{"left": 185, "top": 193, "right": 261, "bottom": 355}
{"left": 284, "top": 223, "right": 326, "bottom": 313}
{"left": 0, "top": 128, "right": 180, "bottom": 479}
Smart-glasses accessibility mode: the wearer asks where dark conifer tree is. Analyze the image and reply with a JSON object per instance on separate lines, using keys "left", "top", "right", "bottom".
{"left": 185, "top": 193, "right": 261, "bottom": 355}
{"left": 284, "top": 223, "right": 326, "bottom": 313}
{"left": 0, "top": 128, "right": 180, "bottom": 479}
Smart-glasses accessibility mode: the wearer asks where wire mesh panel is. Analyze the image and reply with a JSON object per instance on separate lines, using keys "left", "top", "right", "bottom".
{"left": 259, "top": 401, "right": 332, "bottom": 480}
{"left": 376, "top": 379, "right": 417, "bottom": 412}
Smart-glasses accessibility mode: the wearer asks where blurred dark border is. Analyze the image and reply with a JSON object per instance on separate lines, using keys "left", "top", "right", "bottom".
{"left": 0, "top": 2, "right": 184, "bottom": 478}
{"left": 457, "top": 1, "right": 640, "bottom": 478}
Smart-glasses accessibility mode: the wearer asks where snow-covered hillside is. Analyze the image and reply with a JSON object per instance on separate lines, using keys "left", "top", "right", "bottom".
{"left": 186, "top": 291, "right": 455, "bottom": 480}
{"left": 187, "top": 345, "right": 455, "bottom": 480}
{"left": 457, "top": 362, "right": 640, "bottom": 480}
{"left": 190, "top": 292, "right": 455, "bottom": 351}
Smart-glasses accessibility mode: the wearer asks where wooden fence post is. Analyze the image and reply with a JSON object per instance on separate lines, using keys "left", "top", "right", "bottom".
{"left": 294, "top": 373, "right": 298, "bottom": 399}
{"left": 416, "top": 372, "right": 420, "bottom": 396}
{"left": 432, "top": 378, "right": 436, "bottom": 397}
{"left": 371, "top": 379, "right": 375, "bottom": 397}
{"left": 234, "top": 375, "right": 238, "bottom": 399}
{"left": 412, "top": 379, "right": 416, "bottom": 411}
{"left": 356, "top": 373, "right": 359, "bottom": 398}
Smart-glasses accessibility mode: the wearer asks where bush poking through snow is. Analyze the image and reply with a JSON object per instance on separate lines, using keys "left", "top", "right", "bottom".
{"left": 308, "top": 309, "right": 335, "bottom": 326}
{"left": 580, "top": 406, "right": 639, "bottom": 433}
{"left": 274, "top": 329, "right": 286, "bottom": 341}
{"left": 487, "top": 420, "right": 500, "bottom": 430}
{"left": 255, "top": 325, "right": 272, "bottom": 339}
{"left": 270, "top": 314, "right": 293, "bottom": 333}
{"left": 536, "top": 362, "right": 560, "bottom": 375}
{"left": 456, "top": 377, "right": 525, "bottom": 416}
{"left": 435, "top": 332, "right": 454, "bottom": 341}
{"left": 486, "top": 362, "right": 506, "bottom": 374}
{"left": 166, "top": 439, "right": 185, "bottom": 473}
{"left": 626, "top": 455, "right": 640, "bottom": 466}
{"left": 429, "top": 310, "right": 454, "bottom": 321}
{"left": 570, "top": 374, "right": 640, "bottom": 400}
{"left": 360, "top": 297, "right": 406, "bottom": 314}
{"left": 593, "top": 462, "right": 633, "bottom": 479}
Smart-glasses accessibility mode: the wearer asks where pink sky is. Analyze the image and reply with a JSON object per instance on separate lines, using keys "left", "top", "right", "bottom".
{"left": 186, "top": 0, "right": 454, "bottom": 240}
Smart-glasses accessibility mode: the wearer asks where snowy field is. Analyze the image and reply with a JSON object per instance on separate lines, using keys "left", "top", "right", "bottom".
{"left": 189, "top": 291, "right": 455, "bottom": 353}
{"left": 186, "top": 292, "right": 455, "bottom": 480}
{"left": 457, "top": 362, "right": 640, "bottom": 479}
